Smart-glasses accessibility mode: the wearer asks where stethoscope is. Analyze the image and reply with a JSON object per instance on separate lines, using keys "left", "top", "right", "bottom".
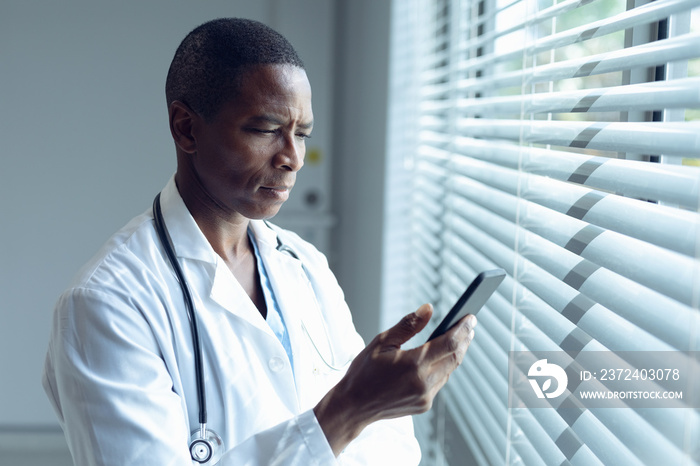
{"left": 152, "top": 193, "right": 348, "bottom": 465}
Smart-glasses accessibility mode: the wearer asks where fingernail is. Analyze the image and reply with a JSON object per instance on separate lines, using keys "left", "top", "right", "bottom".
{"left": 416, "top": 303, "right": 432, "bottom": 319}
{"left": 467, "top": 314, "right": 477, "bottom": 329}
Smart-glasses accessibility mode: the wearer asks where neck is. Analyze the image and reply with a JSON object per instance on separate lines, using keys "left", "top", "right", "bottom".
{"left": 175, "top": 158, "right": 250, "bottom": 263}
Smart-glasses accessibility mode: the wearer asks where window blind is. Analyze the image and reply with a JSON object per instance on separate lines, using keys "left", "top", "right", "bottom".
{"left": 385, "top": 0, "right": 700, "bottom": 465}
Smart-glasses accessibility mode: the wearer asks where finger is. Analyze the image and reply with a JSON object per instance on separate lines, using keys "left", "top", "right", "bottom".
{"left": 444, "top": 313, "right": 477, "bottom": 342}
{"left": 467, "top": 313, "right": 477, "bottom": 329}
{"left": 441, "top": 317, "right": 476, "bottom": 358}
{"left": 427, "top": 328, "right": 476, "bottom": 377}
{"left": 422, "top": 347, "right": 471, "bottom": 398}
{"left": 380, "top": 303, "right": 433, "bottom": 348}
{"left": 413, "top": 314, "right": 476, "bottom": 363}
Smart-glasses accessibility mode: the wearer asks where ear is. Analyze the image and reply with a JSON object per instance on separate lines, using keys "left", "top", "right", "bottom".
{"left": 168, "top": 100, "right": 198, "bottom": 154}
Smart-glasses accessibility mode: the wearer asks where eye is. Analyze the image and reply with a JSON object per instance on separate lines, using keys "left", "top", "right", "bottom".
{"left": 254, "top": 128, "right": 277, "bottom": 135}
{"left": 295, "top": 132, "right": 311, "bottom": 140}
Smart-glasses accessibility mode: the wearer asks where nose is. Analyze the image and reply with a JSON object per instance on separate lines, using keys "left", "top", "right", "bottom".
{"left": 274, "top": 133, "right": 305, "bottom": 172}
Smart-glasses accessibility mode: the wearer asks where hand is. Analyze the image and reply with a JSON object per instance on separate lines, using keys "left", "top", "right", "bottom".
{"left": 314, "top": 303, "right": 477, "bottom": 456}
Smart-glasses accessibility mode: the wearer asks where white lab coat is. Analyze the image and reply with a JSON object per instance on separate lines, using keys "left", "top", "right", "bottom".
{"left": 42, "top": 178, "right": 421, "bottom": 466}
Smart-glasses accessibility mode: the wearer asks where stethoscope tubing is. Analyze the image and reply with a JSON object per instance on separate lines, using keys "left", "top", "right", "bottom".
{"left": 153, "top": 193, "right": 208, "bottom": 426}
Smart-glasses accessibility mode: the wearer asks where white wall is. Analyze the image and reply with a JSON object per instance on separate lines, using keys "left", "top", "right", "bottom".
{"left": 0, "top": 0, "right": 339, "bottom": 432}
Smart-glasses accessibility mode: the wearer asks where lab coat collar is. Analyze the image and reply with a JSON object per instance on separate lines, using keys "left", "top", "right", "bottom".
{"left": 158, "top": 178, "right": 299, "bottom": 339}
{"left": 159, "top": 177, "right": 272, "bottom": 332}
{"left": 248, "top": 218, "right": 284, "bottom": 253}
{"left": 158, "top": 177, "right": 283, "bottom": 266}
{"left": 158, "top": 176, "right": 218, "bottom": 265}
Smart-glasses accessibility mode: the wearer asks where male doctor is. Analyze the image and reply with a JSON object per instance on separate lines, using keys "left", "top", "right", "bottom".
{"left": 42, "top": 18, "right": 478, "bottom": 465}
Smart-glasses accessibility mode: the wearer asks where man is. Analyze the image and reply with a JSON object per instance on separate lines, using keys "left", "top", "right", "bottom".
{"left": 42, "top": 18, "right": 477, "bottom": 465}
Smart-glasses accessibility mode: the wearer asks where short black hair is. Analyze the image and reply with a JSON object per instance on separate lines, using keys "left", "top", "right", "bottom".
{"left": 165, "top": 18, "right": 305, "bottom": 119}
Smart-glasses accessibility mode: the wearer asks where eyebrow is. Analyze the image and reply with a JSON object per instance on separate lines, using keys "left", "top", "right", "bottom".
{"left": 249, "top": 115, "right": 314, "bottom": 130}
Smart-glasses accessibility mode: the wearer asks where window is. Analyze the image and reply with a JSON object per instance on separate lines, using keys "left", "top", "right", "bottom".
{"left": 384, "top": 0, "right": 700, "bottom": 464}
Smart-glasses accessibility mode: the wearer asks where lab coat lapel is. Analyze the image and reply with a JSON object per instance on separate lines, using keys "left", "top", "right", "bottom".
{"left": 256, "top": 242, "right": 311, "bottom": 380}
{"left": 209, "top": 236, "right": 301, "bottom": 414}
{"left": 253, "top": 228, "right": 333, "bottom": 397}
{"left": 209, "top": 257, "right": 273, "bottom": 336}
{"left": 159, "top": 178, "right": 271, "bottom": 335}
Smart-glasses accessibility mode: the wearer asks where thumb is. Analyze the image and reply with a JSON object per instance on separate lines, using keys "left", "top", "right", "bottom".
{"left": 381, "top": 303, "right": 433, "bottom": 348}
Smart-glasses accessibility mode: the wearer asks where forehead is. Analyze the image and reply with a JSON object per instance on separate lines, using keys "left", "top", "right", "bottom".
{"left": 221, "top": 64, "right": 313, "bottom": 121}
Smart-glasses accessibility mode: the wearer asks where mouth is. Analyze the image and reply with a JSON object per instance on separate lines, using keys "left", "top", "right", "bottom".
{"left": 259, "top": 185, "right": 292, "bottom": 200}
{"left": 260, "top": 185, "right": 291, "bottom": 193}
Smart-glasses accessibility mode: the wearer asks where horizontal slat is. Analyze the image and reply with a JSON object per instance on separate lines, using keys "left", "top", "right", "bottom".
{"left": 413, "top": 198, "right": 443, "bottom": 222}
{"left": 448, "top": 151, "right": 700, "bottom": 256}
{"left": 440, "top": 77, "right": 700, "bottom": 115}
{"left": 451, "top": 118, "right": 700, "bottom": 156}
{"left": 414, "top": 214, "right": 442, "bottom": 245}
{"left": 532, "top": 32, "right": 700, "bottom": 82}
{"left": 449, "top": 136, "right": 700, "bottom": 209}
{"left": 411, "top": 265, "right": 441, "bottom": 304}
{"left": 451, "top": 0, "right": 699, "bottom": 79}
{"left": 522, "top": 152, "right": 700, "bottom": 208}
{"left": 519, "top": 175, "right": 700, "bottom": 257}
{"left": 451, "top": 32, "right": 700, "bottom": 94}
{"left": 417, "top": 132, "right": 452, "bottom": 150}
{"left": 412, "top": 214, "right": 441, "bottom": 244}
{"left": 416, "top": 155, "right": 449, "bottom": 175}
{"left": 411, "top": 254, "right": 440, "bottom": 287}
{"left": 414, "top": 178, "right": 446, "bottom": 204}
{"left": 412, "top": 220, "right": 442, "bottom": 255}
{"left": 454, "top": 0, "right": 603, "bottom": 58}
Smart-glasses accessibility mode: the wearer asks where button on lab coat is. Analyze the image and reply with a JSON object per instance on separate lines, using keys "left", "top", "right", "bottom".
{"left": 42, "top": 178, "right": 420, "bottom": 465}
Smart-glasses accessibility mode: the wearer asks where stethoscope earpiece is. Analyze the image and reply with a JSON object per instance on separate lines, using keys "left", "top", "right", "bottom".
{"left": 189, "top": 427, "right": 224, "bottom": 465}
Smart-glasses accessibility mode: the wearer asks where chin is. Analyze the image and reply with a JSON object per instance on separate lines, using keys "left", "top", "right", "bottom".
{"left": 246, "top": 204, "right": 284, "bottom": 221}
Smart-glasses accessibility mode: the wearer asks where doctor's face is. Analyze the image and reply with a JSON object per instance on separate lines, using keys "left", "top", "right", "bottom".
{"left": 188, "top": 64, "right": 313, "bottom": 220}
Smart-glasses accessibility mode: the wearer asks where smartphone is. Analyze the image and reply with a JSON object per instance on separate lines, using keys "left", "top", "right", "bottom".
{"left": 426, "top": 268, "right": 506, "bottom": 341}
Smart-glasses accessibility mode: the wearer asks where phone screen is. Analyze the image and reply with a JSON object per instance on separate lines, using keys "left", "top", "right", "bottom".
{"left": 426, "top": 268, "right": 506, "bottom": 342}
